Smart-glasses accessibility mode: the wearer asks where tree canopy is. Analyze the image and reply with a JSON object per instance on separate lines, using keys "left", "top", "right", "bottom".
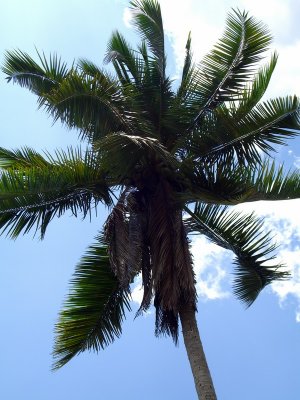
{"left": 1, "top": 1, "right": 299, "bottom": 385}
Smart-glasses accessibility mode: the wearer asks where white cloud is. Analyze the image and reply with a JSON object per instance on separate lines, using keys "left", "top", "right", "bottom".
{"left": 240, "top": 0, "right": 290, "bottom": 36}
{"left": 272, "top": 247, "right": 300, "bottom": 299}
{"left": 131, "top": 275, "right": 144, "bottom": 305}
{"left": 123, "top": 7, "right": 132, "bottom": 28}
{"left": 266, "top": 41, "right": 300, "bottom": 98}
{"left": 159, "top": 0, "right": 224, "bottom": 75}
{"left": 191, "top": 236, "right": 231, "bottom": 300}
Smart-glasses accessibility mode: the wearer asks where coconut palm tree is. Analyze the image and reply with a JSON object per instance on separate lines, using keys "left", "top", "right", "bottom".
{"left": 2, "top": 1, "right": 300, "bottom": 398}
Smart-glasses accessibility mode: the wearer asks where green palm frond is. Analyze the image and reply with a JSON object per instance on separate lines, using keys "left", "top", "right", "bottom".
{"left": 180, "top": 158, "right": 300, "bottom": 205}
{"left": 52, "top": 234, "right": 131, "bottom": 370}
{"left": 185, "top": 96, "right": 300, "bottom": 165}
{"left": 181, "top": 32, "right": 192, "bottom": 85}
{"left": 179, "top": 159, "right": 248, "bottom": 205}
{"left": 0, "top": 147, "right": 50, "bottom": 169}
{"left": 105, "top": 38, "right": 172, "bottom": 141}
{"left": 240, "top": 160, "right": 300, "bottom": 202}
{"left": 0, "top": 148, "right": 112, "bottom": 238}
{"left": 184, "top": 204, "right": 288, "bottom": 306}
{"left": 120, "top": 1, "right": 173, "bottom": 142}
{"left": 105, "top": 30, "right": 144, "bottom": 84}
{"left": 77, "top": 59, "right": 105, "bottom": 79}
{"left": 176, "top": 32, "right": 193, "bottom": 102}
{"left": 43, "top": 71, "right": 134, "bottom": 141}
{"left": 233, "top": 52, "right": 278, "bottom": 118}
{"left": 130, "top": 0, "right": 165, "bottom": 77}
{"left": 2, "top": 49, "right": 69, "bottom": 95}
{"left": 189, "top": 9, "right": 272, "bottom": 127}
{"left": 138, "top": 40, "right": 149, "bottom": 65}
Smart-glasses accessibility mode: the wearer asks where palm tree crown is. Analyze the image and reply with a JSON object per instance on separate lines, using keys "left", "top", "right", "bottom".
{"left": 2, "top": 1, "right": 300, "bottom": 396}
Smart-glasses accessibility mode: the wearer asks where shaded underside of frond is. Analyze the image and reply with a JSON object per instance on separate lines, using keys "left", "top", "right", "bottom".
{"left": 43, "top": 71, "right": 134, "bottom": 142}
{"left": 52, "top": 234, "right": 131, "bottom": 370}
{"left": 2, "top": 49, "right": 69, "bottom": 95}
{"left": 0, "top": 147, "right": 112, "bottom": 238}
{"left": 180, "top": 159, "right": 300, "bottom": 205}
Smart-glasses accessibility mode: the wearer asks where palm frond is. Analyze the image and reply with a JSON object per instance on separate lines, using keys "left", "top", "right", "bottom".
{"left": 180, "top": 158, "right": 300, "bottom": 206}
{"left": 240, "top": 160, "right": 300, "bottom": 202}
{"left": 129, "top": 0, "right": 165, "bottom": 77}
{"left": 172, "top": 53, "right": 278, "bottom": 157}
{"left": 2, "top": 49, "right": 68, "bottom": 95}
{"left": 43, "top": 71, "right": 134, "bottom": 141}
{"left": 179, "top": 158, "right": 250, "bottom": 205}
{"left": 77, "top": 59, "right": 105, "bottom": 79}
{"left": 0, "top": 147, "right": 112, "bottom": 238}
{"left": 233, "top": 52, "right": 278, "bottom": 118}
{"left": 189, "top": 9, "right": 272, "bottom": 128}
{"left": 176, "top": 32, "right": 193, "bottom": 101}
{"left": 105, "top": 30, "right": 144, "bottom": 84}
{"left": 0, "top": 147, "right": 50, "bottom": 169}
{"left": 184, "top": 204, "right": 288, "bottom": 306}
{"left": 52, "top": 234, "right": 131, "bottom": 370}
{"left": 185, "top": 96, "right": 300, "bottom": 165}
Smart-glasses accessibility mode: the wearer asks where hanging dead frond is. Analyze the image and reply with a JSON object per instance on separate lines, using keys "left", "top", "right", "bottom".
{"left": 144, "top": 179, "right": 196, "bottom": 341}
{"left": 104, "top": 188, "right": 149, "bottom": 286}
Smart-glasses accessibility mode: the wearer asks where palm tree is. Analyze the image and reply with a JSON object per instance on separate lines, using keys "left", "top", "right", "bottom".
{"left": 1, "top": 1, "right": 300, "bottom": 398}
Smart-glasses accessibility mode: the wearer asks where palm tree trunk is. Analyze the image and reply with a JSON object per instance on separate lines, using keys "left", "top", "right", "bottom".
{"left": 179, "top": 304, "right": 217, "bottom": 400}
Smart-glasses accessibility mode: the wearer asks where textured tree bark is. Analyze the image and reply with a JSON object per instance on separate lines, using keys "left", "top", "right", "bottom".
{"left": 179, "top": 304, "right": 217, "bottom": 400}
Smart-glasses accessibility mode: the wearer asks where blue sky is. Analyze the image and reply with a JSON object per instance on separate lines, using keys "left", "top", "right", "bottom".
{"left": 1, "top": 1, "right": 300, "bottom": 399}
